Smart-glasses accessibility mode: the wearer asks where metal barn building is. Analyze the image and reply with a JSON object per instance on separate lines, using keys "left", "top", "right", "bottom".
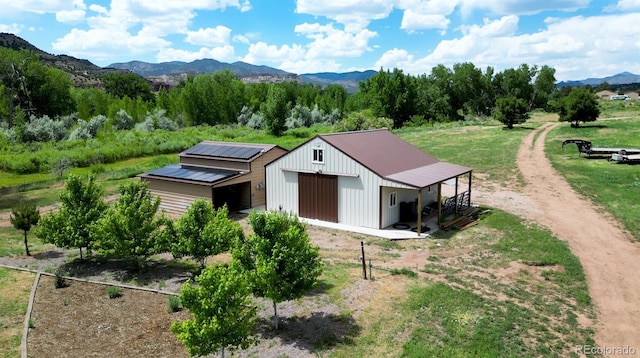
{"left": 139, "top": 141, "right": 287, "bottom": 214}
{"left": 265, "top": 129, "right": 472, "bottom": 234}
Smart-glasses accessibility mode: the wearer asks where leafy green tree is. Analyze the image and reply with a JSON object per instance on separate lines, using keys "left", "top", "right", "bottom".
{"left": 172, "top": 264, "right": 256, "bottom": 358}
{"left": 36, "top": 174, "right": 107, "bottom": 259}
{"left": 359, "top": 68, "right": 416, "bottom": 128}
{"left": 10, "top": 203, "right": 40, "bottom": 256}
{"left": 101, "top": 72, "right": 154, "bottom": 102}
{"left": 532, "top": 65, "right": 557, "bottom": 111}
{"left": 262, "top": 84, "right": 289, "bottom": 136}
{"left": 494, "top": 96, "right": 530, "bottom": 129}
{"left": 556, "top": 87, "right": 600, "bottom": 127}
{"left": 94, "top": 181, "right": 167, "bottom": 265}
{"left": 232, "top": 210, "right": 323, "bottom": 329}
{"left": 174, "top": 200, "right": 240, "bottom": 268}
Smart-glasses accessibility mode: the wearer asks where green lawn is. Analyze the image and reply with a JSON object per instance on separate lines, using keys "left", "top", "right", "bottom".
{"left": 545, "top": 117, "right": 640, "bottom": 241}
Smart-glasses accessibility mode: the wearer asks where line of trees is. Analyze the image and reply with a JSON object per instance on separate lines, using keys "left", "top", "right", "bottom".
{"left": 2, "top": 46, "right": 605, "bottom": 140}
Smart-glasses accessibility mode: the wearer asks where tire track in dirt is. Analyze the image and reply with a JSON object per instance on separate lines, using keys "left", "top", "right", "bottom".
{"left": 517, "top": 122, "right": 640, "bottom": 352}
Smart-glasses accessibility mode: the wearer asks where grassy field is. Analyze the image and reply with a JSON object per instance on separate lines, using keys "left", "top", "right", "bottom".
{"left": 3, "top": 111, "right": 634, "bottom": 356}
{"left": 0, "top": 268, "right": 34, "bottom": 358}
{"left": 545, "top": 116, "right": 640, "bottom": 241}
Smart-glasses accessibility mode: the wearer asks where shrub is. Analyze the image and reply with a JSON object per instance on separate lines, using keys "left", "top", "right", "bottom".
{"left": 167, "top": 295, "right": 182, "bottom": 313}
{"left": 54, "top": 270, "right": 67, "bottom": 289}
{"left": 390, "top": 268, "right": 418, "bottom": 278}
{"left": 106, "top": 286, "right": 122, "bottom": 299}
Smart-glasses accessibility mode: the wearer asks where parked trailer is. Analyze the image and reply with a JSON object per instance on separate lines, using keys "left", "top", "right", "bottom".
{"left": 561, "top": 139, "right": 640, "bottom": 157}
{"left": 610, "top": 152, "right": 640, "bottom": 164}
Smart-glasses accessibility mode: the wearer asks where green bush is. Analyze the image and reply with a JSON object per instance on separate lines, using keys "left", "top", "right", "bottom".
{"left": 167, "top": 295, "right": 182, "bottom": 313}
{"left": 54, "top": 270, "right": 67, "bottom": 289}
{"left": 106, "top": 286, "right": 122, "bottom": 299}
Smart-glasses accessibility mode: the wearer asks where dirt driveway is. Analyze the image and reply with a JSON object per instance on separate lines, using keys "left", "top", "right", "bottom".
{"left": 474, "top": 122, "right": 640, "bottom": 353}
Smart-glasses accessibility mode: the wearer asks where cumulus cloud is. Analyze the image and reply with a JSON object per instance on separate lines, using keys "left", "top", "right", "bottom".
{"left": 0, "top": 23, "right": 24, "bottom": 33}
{"left": 157, "top": 45, "right": 235, "bottom": 63}
{"left": 186, "top": 26, "right": 232, "bottom": 46}
{"left": 615, "top": 0, "right": 640, "bottom": 10}
{"left": 295, "top": 22, "right": 377, "bottom": 58}
{"left": 242, "top": 42, "right": 306, "bottom": 64}
{"left": 394, "top": 12, "right": 640, "bottom": 81}
{"left": 296, "top": 0, "right": 394, "bottom": 32}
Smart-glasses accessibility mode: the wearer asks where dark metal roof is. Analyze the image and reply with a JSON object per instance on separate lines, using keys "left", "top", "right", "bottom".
{"left": 145, "top": 164, "right": 239, "bottom": 183}
{"left": 318, "top": 129, "right": 472, "bottom": 188}
{"left": 185, "top": 142, "right": 263, "bottom": 160}
{"left": 385, "top": 162, "right": 471, "bottom": 188}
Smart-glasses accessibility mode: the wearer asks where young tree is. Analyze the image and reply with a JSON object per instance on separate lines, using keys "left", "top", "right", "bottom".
{"left": 36, "top": 174, "right": 107, "bottom": 259}
{"left": 232, "top": 210, "right": 323, "bottom": 329}
{"left": 494, "top": 96, "right": 530, "bottom": 129}
{"left": 94, "top": 181, "right": 167, "bottom": 266}
{"left": 172, "top": 264, "right": 256, "bottom": 358}
{"left": 262, "top": 85, "right": 289, "bottom": 136}
{"left": 10, "top": 203, "right": 40, "bottom": 256}
{"left": 556, "top": 87, "right": 600, "bottom": 127}
{"left": 174, "top": 200, "right": 240, "bottom": 268}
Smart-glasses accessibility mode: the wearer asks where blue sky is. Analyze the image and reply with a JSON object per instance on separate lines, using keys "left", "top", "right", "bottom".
{"left": 1, "top": 0, "right": 639, "bottom": 81}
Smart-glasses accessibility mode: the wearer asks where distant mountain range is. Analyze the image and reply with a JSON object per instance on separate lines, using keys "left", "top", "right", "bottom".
{"left": 108, "top": 59, "right": 376, "bottom": 92}
{"left": 556, "top": 72, "right": 640, "bottom": 87}
{"left": 1, "top": 32, "right": 638, "bottom": 92}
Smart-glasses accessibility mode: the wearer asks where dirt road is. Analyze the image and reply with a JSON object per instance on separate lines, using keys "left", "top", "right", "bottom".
{"left": 512, "top": 122, "right": 640, "bottom": 352}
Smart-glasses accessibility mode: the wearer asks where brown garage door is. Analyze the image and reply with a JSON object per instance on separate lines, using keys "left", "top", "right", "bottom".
{"left": 298, "top": 173, "right": 338, "bottom": 222}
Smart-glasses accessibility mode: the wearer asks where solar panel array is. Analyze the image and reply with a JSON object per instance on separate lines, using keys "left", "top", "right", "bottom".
{"left": 185, "top": 143, "right": 263, "bottom": 160}
{"left": 148, "top": 165, "right": 238, "bottom": 183}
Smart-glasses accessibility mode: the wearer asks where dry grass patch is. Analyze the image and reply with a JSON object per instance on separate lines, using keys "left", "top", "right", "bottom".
{"left": 0, "top": 268, "right": 34, "bottom": 358}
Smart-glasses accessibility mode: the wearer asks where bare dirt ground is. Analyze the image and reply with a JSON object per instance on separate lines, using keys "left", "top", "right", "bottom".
{"left": 2, "top": 121, "right": 640, "bottom": 356}
{"left": 462, "top": 122, "right": 640, "bottom": 353}
{"left": 510, "top": 123, "right": 640, "bottom": 352}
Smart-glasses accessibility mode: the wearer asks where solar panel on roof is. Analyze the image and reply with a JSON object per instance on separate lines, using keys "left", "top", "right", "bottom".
{"left": 185, "top": 143, "right": 262, "bottom": 159}
{"left": 147, "top": 165, "right": 238, "bottom": 183}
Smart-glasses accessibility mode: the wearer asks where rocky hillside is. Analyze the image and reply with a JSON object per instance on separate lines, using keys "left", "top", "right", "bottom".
{"left": 0, "top": 32, "right": 128, "bottom": 87}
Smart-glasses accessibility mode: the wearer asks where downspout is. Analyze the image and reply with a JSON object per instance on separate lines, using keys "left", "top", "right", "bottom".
{"left": 437, "top": 182, "right": 442, "bottom": 221}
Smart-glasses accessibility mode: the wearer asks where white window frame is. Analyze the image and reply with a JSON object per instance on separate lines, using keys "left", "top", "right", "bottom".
{"left": 313, "top": 148, "right": 324, "bottom": 164}
{"left": 389, "top": 191, "right": 397, "bottom": 208}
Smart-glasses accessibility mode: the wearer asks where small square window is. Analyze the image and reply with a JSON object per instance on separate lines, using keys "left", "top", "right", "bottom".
{"left": 389, "top": 192, "right": 397, "bottom": 208}
{"left": 313, "top": 148, "right": 324, "bottom": 163}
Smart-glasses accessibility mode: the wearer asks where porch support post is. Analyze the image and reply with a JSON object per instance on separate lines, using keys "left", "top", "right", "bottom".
{"left": 417, "top": 188, "right": 423, "bottom": 236}
{"left": 437, "top": 182, "right": 442, "bottom": 221}
{"left": 454, "top": 176, "right": 459, "bottom": 214}
{"left": 468, "top": 171, "right": 472, "bottom": 207}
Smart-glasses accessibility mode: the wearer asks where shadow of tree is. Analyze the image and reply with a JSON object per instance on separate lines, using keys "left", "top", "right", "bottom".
{"left": 256, "top": 311, "right": 361, "bottom": 353}
{"left": 58, "top": 255, "right": 196, "bottom": 286}
{"left": 33, "top": 250, "right": 64, "bottom": 260}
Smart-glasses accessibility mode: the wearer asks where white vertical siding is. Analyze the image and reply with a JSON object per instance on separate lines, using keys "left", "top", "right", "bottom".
{"left": 266, "top": 138, "right": 414, "bottom": 229}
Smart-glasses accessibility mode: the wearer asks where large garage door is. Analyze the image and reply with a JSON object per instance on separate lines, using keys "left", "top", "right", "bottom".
{"left": 298, "top": 173, "right": 338, "bottom": 222}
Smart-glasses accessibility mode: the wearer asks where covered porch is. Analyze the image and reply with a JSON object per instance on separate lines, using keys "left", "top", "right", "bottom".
{"left": 384, "top": 162, "right": 473, "bottom": 236}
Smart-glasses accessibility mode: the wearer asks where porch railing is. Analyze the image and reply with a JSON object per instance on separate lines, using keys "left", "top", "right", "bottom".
{"left": 441, "top": 190, "right": 471, "bottom": 217}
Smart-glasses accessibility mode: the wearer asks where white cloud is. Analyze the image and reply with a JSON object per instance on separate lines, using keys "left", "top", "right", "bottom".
{"left": 280, "top": 59, "right": 342, "bottom": 74}
{"left": 458, "top": 0, "right": 589, "bottom": 16}
{"left": 233, "top": 34, "right": 250, "bottom": 44}
{"left": 243, "top": 42, "right": 306, "bottom": 64}
{"left": 56, "top": 9, "right": 86, "bottom": 23}
{"left": 157, "top": 45, "right": 235, "bottom": 63}
{"left": 396, "top": 12, "right": 640, "bottom": 81}
{"left": 460, "top": 15, "right": 518, "bottom": 37}
{"left": 374, "top": 48, "right": 414, "bottom": 70}
{"left": 295, "top": 22, "right": 377, "bottom": 58}
{"left": 616, "top": 0, "right": 640, "bottom": 10}
{"left": 296, "top": 0, "right": 394, "bottom": 31}
{"left": 0, "top": 23, "right": 24, "bottom": 33}
{"left": 186, "top": 26, "right": 232, "bottom": 46}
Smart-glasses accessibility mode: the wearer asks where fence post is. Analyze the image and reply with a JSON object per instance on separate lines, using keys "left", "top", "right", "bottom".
{"left": 361, "top": 241, "right": 367, "bottom": 280}
{"left": 369, "top": 259, "right": 372, "bottom": 280}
